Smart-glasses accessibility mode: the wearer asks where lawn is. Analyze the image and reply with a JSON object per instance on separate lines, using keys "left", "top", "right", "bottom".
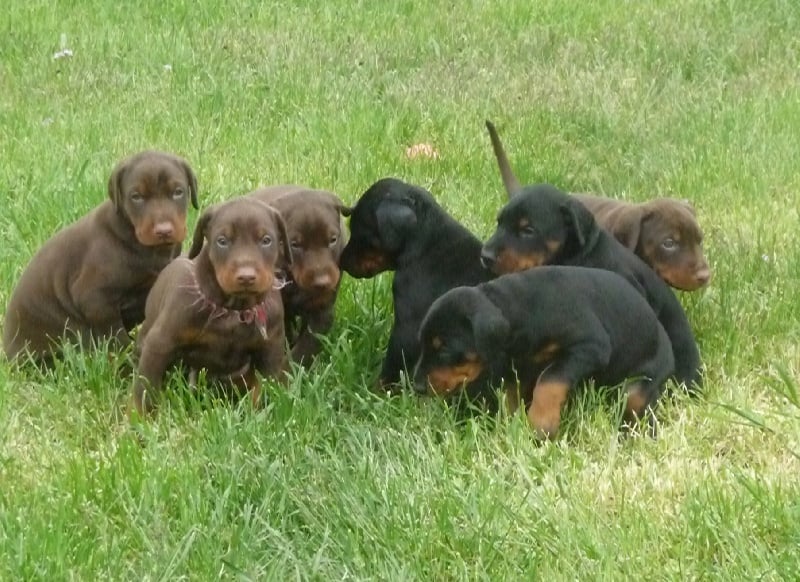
{"left": 1, "top": 0, "right": 800, "bottom": 579}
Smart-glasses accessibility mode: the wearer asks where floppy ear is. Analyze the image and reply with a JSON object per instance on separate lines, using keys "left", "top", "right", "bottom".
{"left": 271, "top": 207, "right": 293, "bottom": 268}
{"left": 471, "top": 296, "right": 511, "bottom": 359}
{"left": 375, "top": 198, "right": 417, "bottom": 252}
{"left": 188, "top": 205, "right": 215, "bottom": 258}
{"left": 321, "top": 191, "right": 352, "bottom": 217}
{"left": 180, "top": 158, "right": 199, "bottom": 210}
{"left": 560, "top": 199, "right": 597, "bottom": 249}
{"left": 485, "top": 120, "right": 522, "bottom": 198}
{"left": 107, "top": 157, "right": 129, "bottom": 213}
{"left": 610, "top": 207, "right": 644, "bottom": 251}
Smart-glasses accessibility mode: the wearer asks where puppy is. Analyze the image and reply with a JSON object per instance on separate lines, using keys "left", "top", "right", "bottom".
{"left": 248, "top": 185, "right": 350, "bottom": 365}
{"left": 339, "top": 178, "right": 492, "bottom": 392}
{"left": 574, "top": 193, "right": 711, "bottom": 291}
{"left": 3, "top": 151, "right": 198, "bottom": 364}
{"left": 130, "top": 198, "right": 290, "bottom": 416}
{"left": 413, "top": 266, "right": 674, "bottom": 439}
{"left": 482, "top": 121, "right": 702, "bottom": 392}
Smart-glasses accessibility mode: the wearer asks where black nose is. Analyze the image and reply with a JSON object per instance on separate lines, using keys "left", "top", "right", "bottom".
{"left": 480, "top": 249, "right": 496, "bottom": 270}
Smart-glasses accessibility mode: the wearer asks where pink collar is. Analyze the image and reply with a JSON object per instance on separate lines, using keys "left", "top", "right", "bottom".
{"left": 182, "top": 261, "right": 272, "bottom": 339}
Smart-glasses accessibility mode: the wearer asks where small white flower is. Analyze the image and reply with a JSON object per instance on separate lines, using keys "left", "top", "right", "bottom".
{"left": 53, "top": 48, "right": 73, "bottom": 60}
{"left": 163, "top": 64, "right": 173, "bottom": 72}
{"left": 762, "top": 254, "right": 770, "bottom": 262}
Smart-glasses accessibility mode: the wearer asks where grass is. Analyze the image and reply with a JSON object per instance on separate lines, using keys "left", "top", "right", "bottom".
{"left": 2, "top": 0, "right": 800, "bottom": 578}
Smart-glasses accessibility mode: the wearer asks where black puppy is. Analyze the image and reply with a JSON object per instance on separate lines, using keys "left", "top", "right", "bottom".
{"left": 481, "top": 121, "right": 702, "bottom": 392}
{"left": 339, "top": 178, "right": 492, "bottom": 392}
{"left": 413, "top": 266, "right": 675, "bottom": 439}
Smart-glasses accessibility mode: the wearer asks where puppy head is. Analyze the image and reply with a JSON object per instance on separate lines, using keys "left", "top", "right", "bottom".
{"left": 340, "top": 178, "right": 422, "bottom": 278}
{"left": 188, "top": 198, "right": 290, "bottom": 297}
{"left": 481, "top": 184, "right": 597, "bottom": 275}
{"left": 616, "top": 199, "right": 711, "bottom": 291}
{"left": 413, "top": 287, "right": 510, "bottom": 397}
{"left": 275, "top": 190, "right": 351, "bottom": 298}
{"left": 108, "top": 150, "right": 199, "bottom": 247}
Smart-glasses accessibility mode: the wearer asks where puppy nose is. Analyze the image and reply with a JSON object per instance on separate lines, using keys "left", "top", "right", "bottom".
{"left": 153, "top": 222, "right": 175, "bottom": 239}
{"left": 311, "top": 272, "right": 334, "bottom": 290}
{"left": 480, "top": 250, "right": 496, "bottom": 270}
{"left": 236, "top": 267, "right": 257, "bottom": 287}
{"left": 695, "top": 267, "right": 711, "bottom": 286}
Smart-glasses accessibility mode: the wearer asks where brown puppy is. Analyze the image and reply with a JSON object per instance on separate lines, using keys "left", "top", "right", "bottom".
{"left": 574, "top": 194, "right": 711, "bottom": 291}
{"left": 3, "top": 151, "right": 198, "bottom": 364}
{"left": 248, "top": 185, "right": 350, "bottom": 365}
{"left": 131, "top": 197, "right": 291, "bottom": 417}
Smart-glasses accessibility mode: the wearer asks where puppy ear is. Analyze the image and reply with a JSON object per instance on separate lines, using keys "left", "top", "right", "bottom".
{"left": 271, "top": 208, "right": 293, "bottom": 268}
{"left": 107, "top": 157, "right": 128, "bottom": 213}
{"left": 610, "top": 207, "right": 644, "bottom": 251}
{"left": 560, "top": 199, "right": 596, "bottom": 249}
{"left": 180, "top": 158, "right": 199, "bottom": 210}
{"left": 471, "top": 296, "right": 511, "bottom": 359}
{"left": 321, "top": 191, "right": 352, "bottom": 217}
{"left": 188, "top": 205, "right": 215, "bottom": 259}
{"left": 375, "top": 199, "right": 417, "bottom": 252}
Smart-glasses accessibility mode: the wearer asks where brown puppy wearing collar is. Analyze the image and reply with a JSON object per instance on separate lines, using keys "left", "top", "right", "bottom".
{"left": 130, "top": 197, "right": 290, "bottom": 417}
{"left": 3, "top": 150, "right": 198, "bottom": 364}
{"left": 248, "top": 185, "right": 351, "bottom": 365}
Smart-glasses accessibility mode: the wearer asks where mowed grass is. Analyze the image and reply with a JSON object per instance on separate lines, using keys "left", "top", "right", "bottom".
{"left": 2, "top": 0, "right": 800, "bottom": 578}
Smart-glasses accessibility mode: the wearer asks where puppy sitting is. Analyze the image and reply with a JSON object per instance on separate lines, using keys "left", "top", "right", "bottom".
{"left": 482, "top": 121, "right": 702, "bottom": 392}
{"left": 574, "top": 193, "right": 711, "bottom": 291}
{"left": 248, "top": 185, "right": 350, "bottom": 365}
{"left": 339, "top": 178, "right": 492, "bottom": 392}
{"left": 3, "top": 151, "right": 198, "bottom": 364}
{"left": 130, "top": 198, "right": 290, "bottom": 417}
{"left": 413, "top": 266, "right": 674, "bottom": 439}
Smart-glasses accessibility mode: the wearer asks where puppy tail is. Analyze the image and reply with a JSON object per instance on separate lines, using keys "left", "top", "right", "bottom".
{"left": 485, "top": 120, "right": 522, "bottom": 198}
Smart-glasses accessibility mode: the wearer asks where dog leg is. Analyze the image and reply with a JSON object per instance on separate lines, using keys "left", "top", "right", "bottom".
{"left": 527, "top": 339, "right": 612, "bottom": 439}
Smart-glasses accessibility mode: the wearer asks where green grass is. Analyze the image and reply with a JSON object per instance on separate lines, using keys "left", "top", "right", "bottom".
{"left": 2, "top": 0, "right": 800, "bottom": 578}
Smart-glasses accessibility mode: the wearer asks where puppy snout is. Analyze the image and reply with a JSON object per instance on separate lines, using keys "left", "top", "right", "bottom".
{"left": 413, "top": 379, "right": 429, "bottom": 395}
{"left": 153, "top": 221, "right": 176, "bottom": 241}
{"left": 311, "top": 271, "right": 336, "bottom": 290}
{"left": 695, "top": 267, "right": 711, "bottom": 286}
{"left": 412, "top": 365, "right": 429, "bottom": 395}
{"left": 235, "top": 266, "right": 258, "bottom": 287}
{"left": 480, "top": 249, "right": 496, "bottom": 270}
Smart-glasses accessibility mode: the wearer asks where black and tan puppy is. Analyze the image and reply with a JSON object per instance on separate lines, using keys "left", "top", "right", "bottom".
{"left": 413, "top": 266, "right": 675, "bottom": 439}
{"left": 3, "top": 151, "right": 198, "bottom": 364}
{"left": 131, "top": 198, "right": 290, "bottom": 417}
{"left": 482, "top": 121, "right": 702, "bottom": 392}
{"left": 574, "top": 193, "right": 711, "bottom": 291}
{"left": 248, "top": 185, "right": 350, "bottom": 365}
{"left": 339, "top": 178, "right": 492, "bottom": 391}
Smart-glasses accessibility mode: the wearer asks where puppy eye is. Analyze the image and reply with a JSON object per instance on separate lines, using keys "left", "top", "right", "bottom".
{"left": 260, "top": 235, "right": 273, "bottom": 247}
{"left": 329, "top": 235, "right": 339, "bottom": 247}
{"left": 290, "top": 241, "right": 302, "bottom": 250}
{"left": 172, "top": 187, "right": 185, "bottom": 200}
{"left": 519, "top": 225, "right": 537, "bottom": 237}
{"left": 130, "top": 192, "right": 144, "bottom": 204}
{"left": 216, "top": 236, "right": 229, "bottom": 248}
{"left": 661, "top": 238, "right": 679, "bottom": 251}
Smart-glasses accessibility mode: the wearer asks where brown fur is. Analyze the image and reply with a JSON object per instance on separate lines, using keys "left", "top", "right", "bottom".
{"left": 130, "top": 198, "right": 290, "bottom": 417}
{"left": 574, "top": 194, "right": 710, "bottom": 291}
{"left": 3, "top": 151, "right": 198, "bottom": 363}
{"left": 248, "top": 185, "right": 351, "bottom": 365}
